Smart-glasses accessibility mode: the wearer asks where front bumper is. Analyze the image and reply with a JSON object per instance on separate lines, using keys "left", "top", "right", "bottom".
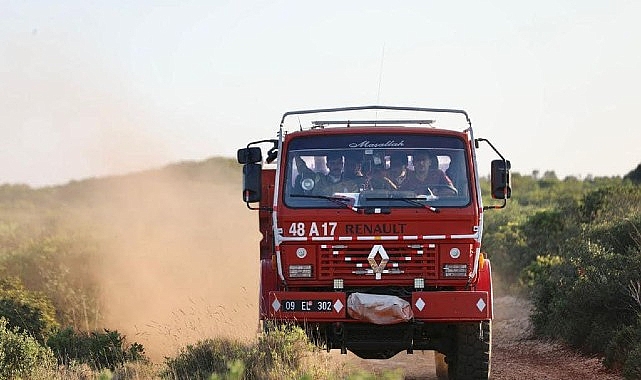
{"left": 266, "top": 290, "right": 491, "bottom": 322}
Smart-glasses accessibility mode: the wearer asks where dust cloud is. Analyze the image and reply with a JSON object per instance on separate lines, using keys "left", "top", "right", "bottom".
{"left": 85, "top": 164, "right": 261, "bottom": 361}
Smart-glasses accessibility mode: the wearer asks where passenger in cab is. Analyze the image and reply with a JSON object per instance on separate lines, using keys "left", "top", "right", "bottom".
{"left": 400, "top": 151, "right": 457, "bottom": 196}
{"left": 388, "top": 152, "right": 408, "bottom": 188}
{"left": 342, "top": 151, "right": 367, "bottom": 191}
{"left": 366, "top": 153, "right": 398, "bottom": 190}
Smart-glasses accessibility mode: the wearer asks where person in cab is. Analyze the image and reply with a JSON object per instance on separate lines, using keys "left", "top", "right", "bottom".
{"left": 400, "top": 151, "right": 457, "bottom": 196}
{"left": 295, "top": 152, "right": 361, "bottom": 195}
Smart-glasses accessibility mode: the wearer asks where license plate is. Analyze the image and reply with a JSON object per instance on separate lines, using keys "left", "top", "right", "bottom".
{"left": 281, "top": 299, "right": 334, "bottom": 312}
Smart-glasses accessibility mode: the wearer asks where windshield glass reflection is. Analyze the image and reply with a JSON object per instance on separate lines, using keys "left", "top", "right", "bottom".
{"left": 283, "top": 134, "right": 470, "bottom": 209}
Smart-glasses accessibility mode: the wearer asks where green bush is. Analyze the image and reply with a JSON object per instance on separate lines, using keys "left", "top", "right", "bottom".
{"left": 0, "top": 231, "right": 102, "bottom": 330}
{"left": 517, "top": 182, "right": 641, "bottom": 370}
{"left": 605, "top": 322, "right": 640, "bottom": 369}
{"left": 528, "top": 239, "right": 641, "bottom": 351}
{"left": 164, "top": 337, "right": 248, "bottom": 380}
{"left": 46, "top": 327, "right": 146, "bottom": 370}
{"left": 254, "top": 323, "right": 312, "bottom": 372}
{"left": 624, "top": 163, "right": 641, "bottom": 185}
{"left": 524, "top": 255, "right": 576, "bottom": 338}
{"left": 580, "top": 185, "right": 641, "bottom": 224}
{"left": 0, "top": 277, "right": 58, "bottom": 342}
{"left": 481, "top": 204, "right": 530, "bottom": 287}
{"left": 585, "top": 214, "right": 641, "bottom": 256}
{"left": 164, "top": 324, "right": 315, "bottom": 380}
{"left": 0, "top": 317, "right": 56, "bottom": 379}
{"left": 623, "top": 344, "right": 641, "bottom": 380}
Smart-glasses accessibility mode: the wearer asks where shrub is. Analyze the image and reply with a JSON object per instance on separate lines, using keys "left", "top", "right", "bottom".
{"left": 164, "top": 337, "right": 248, "bottom": 380}
{"left": 585, "top": 214, "right": 641, "bottom": 256}
{"left": 0, "top": 231, "right": 102, "bottom": 330}
{"left": 623, "top": 344, "right": 641, "bottom": 380}
{"left": 111, "top": 360, "right": 161, "bottom": 380}
{"left": 0, "top": 277, "right": 58, "bottom": 342}
{"left": 605, "top": 323, "right": 640, "bottom": 369}
{"left": 580, "top": 185, "right": 641, "bottom": 223}
{"left": 46, "top": 327, "right": 146, "bottom": 370}
{"left": 528, "top": 240, "right": 641, "bottom": 351}
{"left": 164, "top": 324, "right": 316, "bottom": 380}
{"left": 523, "top": 255, "right": 576, "bottom": 338}
{"left": 252, "top": 323, "right": 315, "bottom": 379}
{"left": 0, "top": 317, "right": 56, "bottom": 379}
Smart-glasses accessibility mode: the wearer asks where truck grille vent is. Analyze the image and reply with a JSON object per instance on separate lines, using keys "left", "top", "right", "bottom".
{"left": 318, "top": 243, "right": 438, "bottom": 280}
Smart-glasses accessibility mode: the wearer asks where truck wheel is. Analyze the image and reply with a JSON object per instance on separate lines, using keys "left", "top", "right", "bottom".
{"left": 449, "top": 321, "right": 491, "bottom": 380}
{"left": 434, "top": 351, "right": 448, "bottom": 380}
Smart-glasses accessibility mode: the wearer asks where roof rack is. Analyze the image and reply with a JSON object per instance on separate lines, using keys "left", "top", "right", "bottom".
{"left": 280, "top": 105, "right": 471, "bottom": 131}
{"left": 311, "top": 119, "right": 435, "bottom": 128}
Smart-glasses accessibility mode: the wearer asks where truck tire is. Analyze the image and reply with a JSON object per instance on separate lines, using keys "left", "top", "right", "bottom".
{"left": 449, "top": 321, "right": 491, "bottom": 380}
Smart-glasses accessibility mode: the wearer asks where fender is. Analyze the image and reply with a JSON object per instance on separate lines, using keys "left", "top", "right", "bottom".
{"left": 259, "top": 258, "right": 278, "bottom": 319}
{"left": 475, "top": 257, "right": 493, "bottom": 319}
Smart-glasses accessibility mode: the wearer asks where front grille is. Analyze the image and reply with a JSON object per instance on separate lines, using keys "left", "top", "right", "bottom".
{"left": 318, "top": 243, "right": 438, "bottom": 280}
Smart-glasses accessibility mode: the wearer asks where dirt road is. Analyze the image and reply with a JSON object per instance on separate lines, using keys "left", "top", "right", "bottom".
{"left": 330, "top": 296, "right": 622, "bottom": 379}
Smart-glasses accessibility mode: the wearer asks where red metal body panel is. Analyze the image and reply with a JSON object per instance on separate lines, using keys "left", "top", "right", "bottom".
{"left": 259, "top": 169, "right": 275, "bottom": 260}
{"left": 259, "top": 259, "right": 278, "bottom": 319}
{"left": 475, "top": 258, "right": 494, "bottom": 319}
{"left": 411, "top": 291, "right": 491, "bottom": 321}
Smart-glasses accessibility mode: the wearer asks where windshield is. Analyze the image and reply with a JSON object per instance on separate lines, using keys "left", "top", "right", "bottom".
{"left": 283, "top": 133, "right": 471, "bottom": 209}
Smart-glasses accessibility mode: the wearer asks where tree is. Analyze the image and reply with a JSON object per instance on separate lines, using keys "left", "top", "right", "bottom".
{"left": 624, "top": 163, "right": 641, "bottom": 185}
{"left": 0, "top": 278, "right": 58, "bottom": 343}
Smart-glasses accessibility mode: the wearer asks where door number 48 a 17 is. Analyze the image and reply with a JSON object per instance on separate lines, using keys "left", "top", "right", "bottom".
{"left": 288, "top": 222, "right": 337, "bottom": 237}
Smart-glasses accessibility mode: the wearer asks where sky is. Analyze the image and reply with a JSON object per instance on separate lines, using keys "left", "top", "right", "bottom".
{"left": 1, "top": 0, "right": 640, "bottom": 187}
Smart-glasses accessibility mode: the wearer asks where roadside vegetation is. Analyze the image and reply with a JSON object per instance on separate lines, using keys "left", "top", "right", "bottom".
{"left": 0, "top": 158, "right": 395, "bottom": 379}
{"left": 483, "top": 167, "right": 641, "bottom": 379}
{"left": 0, "top": 157, "right": 639, "bottom": 378}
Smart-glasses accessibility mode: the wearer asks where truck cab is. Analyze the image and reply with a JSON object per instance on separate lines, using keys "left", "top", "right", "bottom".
{"left": 238, "top": 106, "right": 510, "bottom": 379}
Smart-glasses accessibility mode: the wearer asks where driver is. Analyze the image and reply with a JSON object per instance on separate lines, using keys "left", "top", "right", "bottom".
{"left": 400, "top": 151, "right": 456, "bottom": 196}
{"left": 295, "top": 152, "right": 360, "bottom": 195}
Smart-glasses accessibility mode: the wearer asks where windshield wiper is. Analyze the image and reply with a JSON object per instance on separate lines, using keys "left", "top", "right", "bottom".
{"left": 398, "top": 197, "right": 440, "bottom": 213}
{"left": 364, "top": 196, "right": 440, "bottom": 213}
{"left": 291, "top": 194, "right": 361, "bottom": 213}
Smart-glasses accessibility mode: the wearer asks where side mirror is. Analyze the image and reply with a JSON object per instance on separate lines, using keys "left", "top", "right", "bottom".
{"left": 242, "top": 163, "right": 262, "bottom": 203}
{"left": 237, "top": 147, "right": 262, "bottom": 164}
{"left": 491, "top": 160, "right": 511, "bottom": 199}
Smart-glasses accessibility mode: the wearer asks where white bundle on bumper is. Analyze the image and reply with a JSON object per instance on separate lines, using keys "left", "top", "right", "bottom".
{"left": 347, "top": 292, "right": 413, "bottom": 324}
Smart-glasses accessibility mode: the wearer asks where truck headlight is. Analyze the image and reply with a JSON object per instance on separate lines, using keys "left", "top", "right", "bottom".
{"left": 289, "top": 265, "right": 313, "bottom": 278}
{"left": 443, "top": 264, "right": 467, "bottom": 278}
{"left": 296, "top": 247, "right": 308, "bottom": 259}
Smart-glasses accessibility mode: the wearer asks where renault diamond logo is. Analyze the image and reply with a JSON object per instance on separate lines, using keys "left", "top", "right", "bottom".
{"left": 368, "top": 244, "right": 389, "bottom": 280}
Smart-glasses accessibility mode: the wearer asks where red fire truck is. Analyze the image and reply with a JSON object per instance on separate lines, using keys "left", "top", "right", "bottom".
{"left": 238, "top": 106, "right": 510, "bottom": 379}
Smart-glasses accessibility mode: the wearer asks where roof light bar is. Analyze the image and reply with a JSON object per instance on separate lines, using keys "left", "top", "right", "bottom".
{"left": 311, "top": 119, "right": 435, "bottom": 127}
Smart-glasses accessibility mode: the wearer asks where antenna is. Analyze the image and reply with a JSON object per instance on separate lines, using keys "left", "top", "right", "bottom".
{"left": 375, "top": 43, "right": 385, "bottom": 125}
{"left": 376, "top": 43, "right": 385, "bottom": 104}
